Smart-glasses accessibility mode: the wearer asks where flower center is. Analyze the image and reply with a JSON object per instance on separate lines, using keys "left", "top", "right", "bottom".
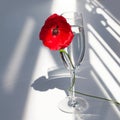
{"left": 52, "top": 26, "right": 59, "bottom": 35}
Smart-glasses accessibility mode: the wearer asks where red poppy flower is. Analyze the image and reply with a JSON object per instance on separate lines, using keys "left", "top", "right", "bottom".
{"left": 39, "top": 14, "right": 74, "bottom": 50}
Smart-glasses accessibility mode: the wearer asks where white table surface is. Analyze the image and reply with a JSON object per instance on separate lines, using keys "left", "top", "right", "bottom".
{"left": 0, "top": 0, "right": 120, "bottom": 120}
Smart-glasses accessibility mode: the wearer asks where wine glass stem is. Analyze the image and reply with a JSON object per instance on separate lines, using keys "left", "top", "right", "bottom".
{"left": 70, "top": 70, "right": 75, "bottom": 97}
{"left": 68, "top": 69, "right": 77, "bottom": 107}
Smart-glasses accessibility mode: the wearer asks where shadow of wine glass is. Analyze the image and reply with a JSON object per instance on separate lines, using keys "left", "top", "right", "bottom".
{"left": 31, "top": 65, "right": 88, "bottom": 94}
{"left": 31, "top": 76, "right": 70, "bottom": 95}
{"left": 31, "top": 75, "right": 100, "bottom": 120}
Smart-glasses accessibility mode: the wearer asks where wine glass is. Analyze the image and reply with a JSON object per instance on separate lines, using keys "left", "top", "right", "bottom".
{"left": 58, "top": 12, "right": 89, "bottom": 113}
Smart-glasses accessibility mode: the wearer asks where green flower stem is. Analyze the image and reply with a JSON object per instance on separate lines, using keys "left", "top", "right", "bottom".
{"left": 74, "top": 90, "right": 120, "bottom": 105}
{"left": 59, "top": 49, "right": 74, "bottom": 69}
{"left": 68, "top": 70, "right": 76, "bottom": 91}
{"left": 59, "top": 49, "right": 76, "bottom": 91}
{"left": 59, "top": 49, "right": 120, "bottom": 106}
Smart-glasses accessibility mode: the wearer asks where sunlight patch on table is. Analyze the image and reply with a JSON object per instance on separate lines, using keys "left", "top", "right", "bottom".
{"left": 22, "top": 88, "right": 66, "bottom": 120}
{"left": 31, "top": 46, "right": 57, "bottom": 81}
{"left": 51, "top": 0, "right": 77, "bottom": 14}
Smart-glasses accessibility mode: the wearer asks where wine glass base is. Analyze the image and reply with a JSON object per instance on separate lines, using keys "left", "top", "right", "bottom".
{"left": 58, "top": 96, "right": 89, "bottom": 113}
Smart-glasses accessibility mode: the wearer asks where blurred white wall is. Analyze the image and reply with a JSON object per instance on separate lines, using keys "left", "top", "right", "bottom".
{"left": 0, "top": 0, "right": 120, "bottom": 120}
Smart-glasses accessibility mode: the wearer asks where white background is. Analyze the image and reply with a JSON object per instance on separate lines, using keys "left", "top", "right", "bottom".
{"left": 0, "top": 0, "right": 120, "bottom": 120}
